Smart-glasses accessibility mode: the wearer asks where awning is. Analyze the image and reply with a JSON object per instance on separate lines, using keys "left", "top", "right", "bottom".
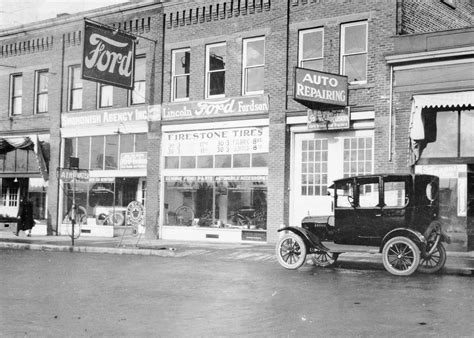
{"left": 0, "top": 135, "right": 49, "bottom": 181}
{"left": 409, "top": 91, "right": 474, "bottom": 165}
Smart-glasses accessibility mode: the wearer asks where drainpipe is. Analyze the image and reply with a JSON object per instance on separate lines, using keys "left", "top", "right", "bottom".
{"left": 388, "top": 65, "right": 393, "bottom": 162}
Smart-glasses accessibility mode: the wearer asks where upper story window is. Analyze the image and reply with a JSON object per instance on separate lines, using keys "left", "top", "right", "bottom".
{"left": 298, "top": 28, "right": 324, "bottom": 71}
{"left": 131, "top": 56, "right": 146, "bottom": 105}
{"left": 69, "top": 65, "right": 82, "bottom": 110}
{"left": 98, "top": 83, "right": 113, "bottom": 108}
{"left": 35, "top": 70, "right": 49, "bottom": 114}
{"left": 206, "top": 42, "right": 226, "bottom": 98}
{"left": 243, "top": 36, "right": 265, "bottom": 95}
{"left": 171, "top": 48, "right": 190, "bottom": 101}
{"left": 341, "top": 21, "right": 367, "bottom": 84}
{"left": 10, "top": 74, "right": 23, "bottom": 116}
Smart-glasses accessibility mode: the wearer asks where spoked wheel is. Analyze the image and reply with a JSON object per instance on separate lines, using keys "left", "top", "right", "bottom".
{"left": 276, "top": 233, "right": 307, "bottom": 270}
{"left": 311, "top": 251, "right": 339, "bottom": 267}
{"left": 382, "top": 236, "right": 420, "bottom": 276}
{"left": 418, "top": 243, "right": 446, "bottom": 273}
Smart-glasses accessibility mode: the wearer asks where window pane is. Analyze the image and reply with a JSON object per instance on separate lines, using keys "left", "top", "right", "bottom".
{"left": 301, "top": 59, "right": 323, "bottom": 71}
{"left": 245, "top": 39, "right": 264, "bottom": 66}
{"left": 12, "top": 97, "right": 22, "bottom": 115}
{"left": 165, "top": 156, "right": 179, "bottom": 169}
{"left": 344, "top": 24, "right": 367, "bottom": 54}
{"left": 209, "top": 71, "right": 225, "bottom": 96}
{"left": 197, "top": 155, "right": 213, "bottom": 168}
{"left": 252, "top": 153, "right": 267, "bottom": 167}
{"left": 246, "top": 67, "right": 264, "bottom": 93}
{"left": 181, "top": 156, "right": 196, "bottom": 168}
{"left": 100, "top": 85, "right": 113, "bottom": 107}
{"left": 120, "top": 134, "right": 134, "bottom": 154}
{"left": 37, "top": 94, "right": 48, "bottom": 113}
{"left": 77, "top": 137, "right": 90, "bottom": 169}
{"left": 135, "top": 133, "right": 147, "bottom": 152}
{"left": 175, "top": 76, "right": 190, "bottom": 99}
{"left": 63, "top": 138, "right": 75, "bottom": 166}
{"left": 132, "top": 81, "right": 145, "bottom": 104}
{"left": 91, "top": 136, "right": 104, "bottom": 169}
{"left": 71, "top": 89, "right": 82, "bottom": 110}
{"left": 344, "top": 54, "right": 367, "bottom": 82}
{"left": 215, "top": 154, "right": 231, "bottom": 168}
{"left": 385, "top": 181, "right": 406, "bottom": 207}
{"left": 105, "top": 135, "right": 118, "bottom": 170}
{"left": 302, "top": 30, "right": 323, "bottom": 59}
{"left": 209, "top": 45, "right": 226, "bottom": 71}
{"left": 13, "top": 76, "right": 22, "bottom": 95}
{"left": 423, "top": 111, "right": 458, "bottom": 158}
{"left": 233, "top": 154, "right": 250, "bottom": 167}
{"left": 460, "top": 110, "right": 474, "bottom": 156}
{"left": 174, "top": 50, "right": 190, "bottom": 75}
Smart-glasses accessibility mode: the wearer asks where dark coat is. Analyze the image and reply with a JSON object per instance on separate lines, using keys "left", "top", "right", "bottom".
{"left": 17, "top": 199, "right": 35, "bottom": 231}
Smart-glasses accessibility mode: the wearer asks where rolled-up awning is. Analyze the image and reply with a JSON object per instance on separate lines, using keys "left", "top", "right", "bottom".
{"left": 409, "top": 91, "right": 474, "bottom": 165}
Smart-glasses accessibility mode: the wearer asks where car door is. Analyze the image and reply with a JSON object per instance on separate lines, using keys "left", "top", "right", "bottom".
{"left": 380, "top": 176, "right": 410, "bottom": 237}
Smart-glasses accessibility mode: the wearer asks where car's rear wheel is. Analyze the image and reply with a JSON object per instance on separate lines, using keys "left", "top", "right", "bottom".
{"left": 382, "top": 236, "right": 420, "bottom": 276}
{"left": 311, "top": 251, "right": 338, "bottom": 267}
{"left": 418, "top": 243, "right": 446, "bottom": 273}
{"left": 276, "top": 232, "right": 307, "bottom": 270}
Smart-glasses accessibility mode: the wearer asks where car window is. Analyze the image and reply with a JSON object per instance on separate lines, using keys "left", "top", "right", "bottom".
{"left": 385, "top": 181, "right": 406, "bottom": 207}
{"left": 358, "top": 181, "right": 379, "bottom": 207}
{"left": 335, "top": 181, "right": 353, "bottom": 208}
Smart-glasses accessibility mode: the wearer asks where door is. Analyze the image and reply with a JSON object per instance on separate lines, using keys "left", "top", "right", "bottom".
{"left": 290, "top": 133, "right": 333, "bottom": 227}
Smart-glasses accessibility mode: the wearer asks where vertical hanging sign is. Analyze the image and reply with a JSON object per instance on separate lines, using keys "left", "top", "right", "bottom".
{"left": 82, "top": 20, "right": 136, "bottom": 90}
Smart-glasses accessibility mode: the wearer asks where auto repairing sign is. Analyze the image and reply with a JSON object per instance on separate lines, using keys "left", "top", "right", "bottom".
{"left": 82, "top": 20, "right": 136, "bottom": 90}
{"left": 294, "top": 68, "right": 348, "bottom": 107}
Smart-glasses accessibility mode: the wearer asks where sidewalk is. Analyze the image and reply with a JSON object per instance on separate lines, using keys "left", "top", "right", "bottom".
{"left": 1, "top": 231, "right": 473, "bottom": 276}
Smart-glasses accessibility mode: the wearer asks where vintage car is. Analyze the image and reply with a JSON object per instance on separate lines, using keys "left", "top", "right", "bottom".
{"left": 276, "top": 174, "right": 450, "bottom": 276}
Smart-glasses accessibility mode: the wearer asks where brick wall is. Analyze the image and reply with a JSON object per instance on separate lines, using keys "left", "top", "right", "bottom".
{"left": 400, "top": 0, "right": 473, "bottom": 34}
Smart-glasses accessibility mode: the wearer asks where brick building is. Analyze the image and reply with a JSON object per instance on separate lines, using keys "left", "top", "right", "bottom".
{"left": 1, "top": 0, "right": 472, "bottom": 250}
{"left": 0, "top": 2, "right": 163, "bottom": 236}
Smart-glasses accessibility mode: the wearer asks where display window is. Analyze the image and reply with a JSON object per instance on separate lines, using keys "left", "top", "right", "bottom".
{"left": 164, "top": 176, "right": 267, "bottom": 230}
{"left": 61, "top": 177, "right": 145, "bottom": 226}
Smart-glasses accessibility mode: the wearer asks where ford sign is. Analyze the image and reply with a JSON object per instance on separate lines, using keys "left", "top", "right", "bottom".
{"left": 82, "top": 20, "right": 136, "bottom": 89}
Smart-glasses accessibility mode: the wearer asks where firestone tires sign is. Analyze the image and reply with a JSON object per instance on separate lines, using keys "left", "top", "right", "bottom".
{"left": 82, "top": 20, "right": 136, "bottom": 90}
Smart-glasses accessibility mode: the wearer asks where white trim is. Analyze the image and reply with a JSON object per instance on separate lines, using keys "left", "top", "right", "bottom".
{"left": 162, "top": 118, "right": 269, "bottom": 132}
{"left": 386, "top": 47, "right": 474, "bottom": 65}
{"left": 61, "top": 121, "right": 148, "bottom": 137}
{"left": 171, "top": 48, "right": 191, "bottom": 102}
{"left": 392, "top": 57, "right": 474, "bottom": 71}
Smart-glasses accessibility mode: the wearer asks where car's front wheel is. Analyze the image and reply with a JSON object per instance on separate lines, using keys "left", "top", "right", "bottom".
{"left": 382, "top": 236, "right": 420, "bottom": 276}
{"left": 276, "top": 232, "right": 307, "bottom": 270}
{"left": 418, "top": 243, "right": 446, "bottom": 274}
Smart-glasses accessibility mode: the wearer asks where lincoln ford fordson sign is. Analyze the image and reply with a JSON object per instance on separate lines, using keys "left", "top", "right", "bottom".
{"left": 82, "top": 20, "right": 136, "bottom": 89}
{"left": 294, "top": 68, "right": 348, "bottom": 108}
{"left": 162, "top": 95, "right": 269, "bottom": 120}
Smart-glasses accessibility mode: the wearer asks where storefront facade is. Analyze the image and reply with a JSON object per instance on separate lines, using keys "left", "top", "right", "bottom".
{"left": 59, "top": 105, "right": 159, "bottom": 237}
{"left": 160, "top": 95, "right": 269, "bottom": 242}
{"left": 388, "top": 28, "right": 474, "bottom": 251}
{"left": 0, "top": 135, "right": 50, "bottom": 233}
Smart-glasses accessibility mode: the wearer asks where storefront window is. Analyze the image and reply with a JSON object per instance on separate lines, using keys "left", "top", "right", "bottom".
{"left": 460, "top": 110, "right": 474, "bottom": 157}
{"left": 61, "top": 177, "right": 143, "bottom": 226}
{"left": 164, "top": 177, "right": 267, "bottom": 230}
{"left": 77, "top": 137, "right": 90, "bottom": 169}
{"left": 423, "top": 111, "right": 458, "bottom": 158}
{"left": 105, "top": 135, "right": 118, "bottom": 170}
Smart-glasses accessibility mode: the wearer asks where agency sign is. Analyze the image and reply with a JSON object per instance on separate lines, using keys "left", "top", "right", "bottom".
{"left": 294, "top": 68, "right": 348, "bottom": 108}
{"left": 82, "top": 20, "right": 136, "bottom": 89}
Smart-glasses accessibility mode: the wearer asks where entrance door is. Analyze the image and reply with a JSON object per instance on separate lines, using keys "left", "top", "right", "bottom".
{"left": 290, "top": 133, "right": 333, "bottom": 227}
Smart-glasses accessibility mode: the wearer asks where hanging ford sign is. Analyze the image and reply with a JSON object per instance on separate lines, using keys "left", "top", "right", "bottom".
{"left": 82, "top": 20, "right": 136, "bottom": 90}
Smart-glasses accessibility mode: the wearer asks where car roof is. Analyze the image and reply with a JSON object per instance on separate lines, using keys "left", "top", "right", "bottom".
{"left": 331, "top": 173, "right": 437, "bottom": 185}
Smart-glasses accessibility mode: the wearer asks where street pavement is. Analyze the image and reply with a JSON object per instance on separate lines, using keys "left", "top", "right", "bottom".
{"left": 0, "top": 230, "right": 473, "bottom": 276}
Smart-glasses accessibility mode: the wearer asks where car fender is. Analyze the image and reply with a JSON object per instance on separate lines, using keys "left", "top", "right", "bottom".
{"left": 380, "top": 228, "right": 427, "bottom": 253}
{"left": 278, "top": 226, "right": 330, "bottom": 252}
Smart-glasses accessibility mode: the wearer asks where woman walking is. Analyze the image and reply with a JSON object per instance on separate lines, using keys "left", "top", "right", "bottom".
{"left": 16, "top": 197, "right": 35, "bottom": 236}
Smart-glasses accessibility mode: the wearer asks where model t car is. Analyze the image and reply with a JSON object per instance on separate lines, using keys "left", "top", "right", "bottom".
{"left": 276, "top": 174, "right": 450, "bottom": 276}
